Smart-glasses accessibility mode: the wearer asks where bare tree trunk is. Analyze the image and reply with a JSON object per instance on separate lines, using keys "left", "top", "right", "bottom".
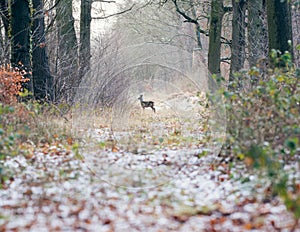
{"left": 189, "top": 0, "right": 202, "bottom": 49}
{"left": 0, "top": 0, "right": 9, "bottom": 36}
{"left": 32, "top": 0, "right": 54, "bottom": 101}
{"left": 292, "top": 0, "right": 300, "bottom": 67}
{"left": 229, "top": 0, "right": 246, "bottom": 84}
{"left": 10, "top": 0, "right": 33, "bottom": 95}
{"left": 266, "top": 0, "right": 293, "bottom": 58}
{"left": 208, "top": 0, "right": 224, "bottom": 75}
{"left": 56, "top": 0, "right": 78, "bottom": 102}
{"left": 248, "top": 0, "right": 268, "bottom": 68}
{"left": 79, "top": 0, "right": 92, "bottom": 81}
{"left": 0, "top": 0, "right": 9, "bottom": 64}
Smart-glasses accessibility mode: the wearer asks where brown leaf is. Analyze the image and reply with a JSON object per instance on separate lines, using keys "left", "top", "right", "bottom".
{"left": 173, "top": 215, "right": 189, "bottom": 223}
{"left": 112, "top": 146, "right": 119, "bottom": 152}
{"left": 244, "top": 157, "right": 254, "bottom": 166}
{"left": 103, "top": 218, "right": 111, "bottom": 225}
{"left": 24, "top": 189, "right": 33, "bottom": 196}
{"left": 67, "top": 137, "right": 73, "bottom": 145}
{"left": 244, "top": 223, "right": 253, "bottom": 230}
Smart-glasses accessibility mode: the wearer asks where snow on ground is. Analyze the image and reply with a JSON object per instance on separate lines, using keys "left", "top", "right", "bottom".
{"left": 0, "top": 94, "right": 298, "bottom": 231}
{"left": 0, "top": 126, "right": 299, "bottom": 231}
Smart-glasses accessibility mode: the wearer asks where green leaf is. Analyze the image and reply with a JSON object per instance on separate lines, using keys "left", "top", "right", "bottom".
{"left": 18, "top": 89, "right": 33, "bottom": 97}
{"left": 98, "top": 141, "right": 106, "bottom": 149}
{"left": 237, "top": 153, "right": 245, "bottom": 160}
{"left": 284, "top": 137, "right": 298, "bottom": 151}
{"left": 198, "top": 150, "right": 208, "bottom": 158}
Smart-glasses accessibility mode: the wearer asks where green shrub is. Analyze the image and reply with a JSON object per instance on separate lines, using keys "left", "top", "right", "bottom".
{"left": 221, "top": 51, "right": 300, "bottom": 221}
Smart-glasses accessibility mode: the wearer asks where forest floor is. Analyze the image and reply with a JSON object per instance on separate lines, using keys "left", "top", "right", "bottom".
{"left": 0, "top": 110, "right": 299, "bottom": 232}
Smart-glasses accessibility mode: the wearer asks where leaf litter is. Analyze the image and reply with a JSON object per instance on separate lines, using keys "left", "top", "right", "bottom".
{"left": 0, "top": 124, "right": 299, "bottom": 231}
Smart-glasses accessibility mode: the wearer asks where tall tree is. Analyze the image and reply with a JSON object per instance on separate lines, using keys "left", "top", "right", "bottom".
{"left": 10, "top": 0, "right": 33, "bottom": 94}
{"left": 0, "top": 0, "right": 9, "bottom": 36}
{"left": 56, "top": 0, "right": 78, "bottom": 102}
{"left": 32, "top": 0, "right": 54, "bottom": 101}
{"left": 79, "top": 0, "right": 92, "bottom": 81}
{"left": 0, "top": 16, "right": 4, "bottom": 64}
{"left": 0, "top": 0, "right": 9, "bottom": 65}
{"left": 291, "top": 0, "right": 300, "bottom": 66}
{"left": 208, "top": 0, "right": 224, "bottom": 75}
{"left": 248, "top": 0, "right": 268, "bottom": 68}
{"left": 229, "top": 0, "right": 246, "bottom": 83}
{"left": 266, "top": 0, "right": 293, "bottom": 56}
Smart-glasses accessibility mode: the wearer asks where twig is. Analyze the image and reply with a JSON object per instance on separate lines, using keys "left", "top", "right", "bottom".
{"left": 92, "top": 4, "right": 135, "bottom": 20}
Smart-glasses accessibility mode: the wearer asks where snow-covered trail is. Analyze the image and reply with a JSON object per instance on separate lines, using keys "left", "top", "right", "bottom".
{"left": 0, "top": 127, "right": 298, "bottom": 231}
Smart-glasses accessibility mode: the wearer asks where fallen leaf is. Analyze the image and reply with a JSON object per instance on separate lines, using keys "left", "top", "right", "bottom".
{"left": 67, "top": 137, "right": 73, "bottom": 145}
{"left": 244, "top": 223, "right": 253, "bottom": 230}
{"left": 112, "top": 146, "right": 119, "bottom": 152}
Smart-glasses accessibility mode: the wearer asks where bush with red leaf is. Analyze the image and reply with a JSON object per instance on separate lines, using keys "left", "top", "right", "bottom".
{"left": 0, "top": 65, "right": 29, "bottom": 104}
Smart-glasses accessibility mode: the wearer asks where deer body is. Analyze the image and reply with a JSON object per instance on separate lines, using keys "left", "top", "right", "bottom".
{"left": 138, "top": 95, "right": 156, "bottom": 113}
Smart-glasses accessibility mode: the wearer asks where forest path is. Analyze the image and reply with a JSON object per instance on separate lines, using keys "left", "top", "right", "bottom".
{"left": 0, "top": 125, "right": 298, "bottom": 231}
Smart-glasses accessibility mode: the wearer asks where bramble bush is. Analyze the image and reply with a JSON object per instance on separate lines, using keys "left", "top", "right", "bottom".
{"left": 221, "top": 50, "right": 300, "bottom": 222}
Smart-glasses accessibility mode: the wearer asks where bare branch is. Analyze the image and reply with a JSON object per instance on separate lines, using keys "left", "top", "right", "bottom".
{"left": 221, "top": 57, "right": 231, "bottom": 64}
{"left": 93, "top": 0, "right": 116, "bottom": 3}
{"left": 223, "top": 6, "right": 233, "bottom": 13}
{"left": 221, "top": 38, "right": 231, "bottom": 45}
{"left": 45, "top": 14, "right": 57, "bottom": 34}
{"left": 92, "top": 4, "right": 135, "bottom": 20}
{"left": 172, "top": 0, "right": 198, "bottom": 25}
{"left": 45, "top": 0, "right": 61, "bottom": 14}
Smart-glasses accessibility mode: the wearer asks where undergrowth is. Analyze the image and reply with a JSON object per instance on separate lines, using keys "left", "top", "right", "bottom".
{"left": 0, "top": 66, "right": 73, "bottom": 188}
{"left": 219, "top": 50, "right": 300, "bottom": 223}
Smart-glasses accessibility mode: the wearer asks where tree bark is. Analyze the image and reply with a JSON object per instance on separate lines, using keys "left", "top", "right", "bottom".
{"left": 229, "top": 0, "right": 246, "bottom": 84}
{"left": 266, "top": 0, "right": 293, "bottom": 56}
{"left": 79, "top": 0, "right": 92, "bottom": 81}
{"left": 56, "top": 0, "right": 78, "bottom": 102}
{"left": 248, "top": 0, "right": 268, "bottom": 68}
{"left": 10, "top": 0, "right": 33, "bottom": 94}
{"left": 189, "top": 0, "right": 202, "bottom": 49}
{"left": 208, "top": 0, "right": 224, "bottom": 75}
{"left": 0, "top": 0, "right": 9, "bottom": 37}
{"left": 291, "top": 0, "right": 300, "bottom": 66}
{"left": 32, "top": 0, "right": 54, "bottom": 101}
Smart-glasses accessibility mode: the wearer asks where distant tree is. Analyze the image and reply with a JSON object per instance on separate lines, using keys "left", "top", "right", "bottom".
{"left": 208, "top": 0, "right": 224, "bottom": 75}
{"left": 79, "top": 0, "right": 92, "bottom": 81}
{"left": 32, "top": 0, "right": 54, "bottom": 101}
{"left": 170, "top": 0, "right": 205, "bottom": 50}
{"left": 266, "top": 0, "right": 293, "bottom": 57}
{"left": 247, "top": 0, "right": 268, "bottom": 68}
{"left": 291, "top": 0, "right": 300, "bottom": 66}
{"left": 56, "top": 0, "right": 78, "bottom": 102}
{"left": 0, "top": 14, "right": 5, "bottom": 64}
{"left": 229, "top": 0, "right": 246, "bottom": 82}
{"left": 10, "top": 0, "right": 33, "bottom": 94}
{"left": 0, "top": 0, "right": 9, "bottom": 65}
{"left": 0, "top": 0, "right": 9, "bottom": 36}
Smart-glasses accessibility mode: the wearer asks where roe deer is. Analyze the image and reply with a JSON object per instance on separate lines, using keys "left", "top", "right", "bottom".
{"left": 138, "top": 95, "right": 156, "bottom": 113}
